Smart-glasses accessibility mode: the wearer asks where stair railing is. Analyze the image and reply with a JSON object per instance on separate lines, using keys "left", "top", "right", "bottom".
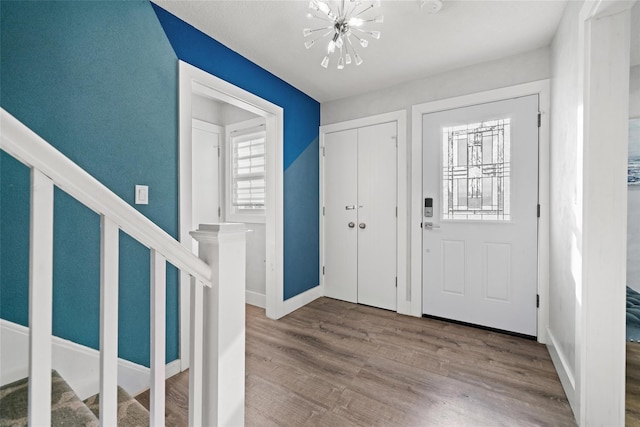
{"left": 0, "top": 108, "right": 246, "bottom": 426}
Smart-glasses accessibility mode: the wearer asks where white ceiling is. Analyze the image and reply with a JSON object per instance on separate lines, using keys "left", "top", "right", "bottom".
{"left": 153, "top": 0, "right": 568, "bottom": 102}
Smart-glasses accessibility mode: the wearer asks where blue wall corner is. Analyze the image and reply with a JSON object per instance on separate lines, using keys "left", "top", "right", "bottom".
{"left": 150, "top": 3, "right": 320, "bottom": 171}
{"left": 1, "top": 0, "right": 180, "bottom": 366}
{"left": 284, "top": 138, "right": 320, "bottom": 299}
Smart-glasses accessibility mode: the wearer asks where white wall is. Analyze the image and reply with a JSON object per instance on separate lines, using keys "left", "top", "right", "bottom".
{"left": 321, "top": 46, "right": 551, "bottom": 125}
{"left": 245, "top": 223, "right": 267, "bottom": 304}
{"left": 546, "top": 0, "right": 582, "bottom": 412}
{"left": 193, "top": 94, "right": 225, "bottom": 123}
{"left": 630, "top": 65, "right": 640, "bottom": 292}
{"left": 549, "top": 3, "right": 631, "bottom": 423}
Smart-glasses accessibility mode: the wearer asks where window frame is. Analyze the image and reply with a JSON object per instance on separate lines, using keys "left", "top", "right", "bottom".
{"left": 225, "top": 117, "right": 267, "bottom": 223}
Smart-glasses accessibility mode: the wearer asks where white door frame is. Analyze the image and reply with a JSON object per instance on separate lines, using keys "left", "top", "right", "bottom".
{"left": 410, "top": 80, "right": 550, "bottom": 342}
{"left": 573, "top": 1, "right": 632, "bottom": 424}
{"left": 178, "top": 61, "right": 284, "bottom": 371}
{"left": 319, "top": 110, "right": 409, "bottom": 314}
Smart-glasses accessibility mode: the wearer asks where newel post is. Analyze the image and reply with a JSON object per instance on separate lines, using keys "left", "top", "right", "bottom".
{"left": 190, "top": 223, "right": 247, "bottom": 427}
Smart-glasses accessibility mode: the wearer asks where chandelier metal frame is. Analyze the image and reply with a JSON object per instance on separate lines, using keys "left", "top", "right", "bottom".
{"left": 303, "top": 0, "right": 383, "bottom": 69}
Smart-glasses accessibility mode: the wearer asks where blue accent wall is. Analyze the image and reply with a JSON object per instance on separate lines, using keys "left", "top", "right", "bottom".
{"left": 1, "top": 0, "right": 320, "bottom": 366}
{"left": 152, "top": 4, "right": 321, "bottom": 300}
{"left": 0, "top": 0, "right": 180, "bottom": 366}
{"left": 283, "top": 138, "right": 320, "bottom": 299}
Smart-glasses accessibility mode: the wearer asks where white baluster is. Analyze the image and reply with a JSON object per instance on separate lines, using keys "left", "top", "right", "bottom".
{"left": 188, "top": 278, "right": 204, "bottom": 426}
{"left": 28, "top": 169, "right": 54, "bottom": 426}
{"left": 150, "top": 249, "right": 166, "bottom": 427}
{"left": 100, "top": 216, "right": 119, "bottom": 426}
{"left": 190, "top": 223, "right": 247, "bottom": 427}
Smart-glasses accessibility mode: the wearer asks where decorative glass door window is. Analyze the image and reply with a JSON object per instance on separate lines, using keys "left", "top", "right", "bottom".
{"left": 442, "top": 118, "right": 511, "bottom": 220}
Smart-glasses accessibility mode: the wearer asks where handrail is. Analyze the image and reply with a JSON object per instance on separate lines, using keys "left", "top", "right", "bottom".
{"left": 0, "top": 108, "right": 212, "bottom": 285}
{"left": 1, "top": 108, "right": 247, "bottom": 426}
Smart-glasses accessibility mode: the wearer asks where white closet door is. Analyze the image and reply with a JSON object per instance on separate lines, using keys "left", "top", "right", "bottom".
{"left": 323, "top": 129, "right": 358, "bottom": 303}
{"left": 192, "top": 120, "right": 221, "bottom": 253}
{"left": 357, "top": 122, "right": 397, "bottom": 310}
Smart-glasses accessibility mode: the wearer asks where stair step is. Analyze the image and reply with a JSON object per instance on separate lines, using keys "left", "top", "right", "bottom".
{"left": 0, "top": 370, "right": 99, "bottom": 426}
{"left": 83, "top": 386, "right": 149, "bottom": 426}
{"left": 0, "top": 371, "right": 150, "bottom": 427}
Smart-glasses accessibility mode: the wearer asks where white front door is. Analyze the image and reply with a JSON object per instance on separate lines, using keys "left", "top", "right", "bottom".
{"left": 422, "top": 95, "right": 539, "bottom": 336}
{"left": 323, "top": 122, "right": 397, "bottom": 311}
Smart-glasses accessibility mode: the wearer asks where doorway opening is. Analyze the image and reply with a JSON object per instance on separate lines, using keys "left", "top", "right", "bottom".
{"left": 177, "top": 61, "right": 284, "bottom": 371}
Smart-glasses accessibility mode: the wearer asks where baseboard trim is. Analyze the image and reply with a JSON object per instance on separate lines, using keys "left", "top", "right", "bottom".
{"left": 246, "top": 290, "right": 266, "bottom": 308}
{"left": 280, "top": 285, "right": 322, "bottom": 318}
{"left": 546, "top": 327, "right": 577, "bottom": 414}
{"left": 1, "top": 319, "right": 180, "bottom": 399}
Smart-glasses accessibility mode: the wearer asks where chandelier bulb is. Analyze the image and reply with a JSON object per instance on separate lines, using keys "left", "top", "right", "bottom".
{"left": 369, "top": 30, "right": 381, "bottom": 39}
{"left": 345, "top": 53, "right": 352, "bottom": 64}
{"left": 354, "top": 53, "right": 363, "bottom": 66}
{"left": 360, "top": 39, "right": 368, "bottom": 48}
{"left": 303, "top": 28, "right": 312, "bottom": 37}
{"left": 316, "top": 1, "right": 331, "bottom": 14}
{"left": 338, "top": 57, "right": 345, "bottom": 70}
{"left": 305, "top": 40, "right": 315, "bottom": 49}
{"left": 321, "top": 56, "right": 330, "bottom": 68}
{"left": 373, "top": 15, "right": 383, "bottom": 23}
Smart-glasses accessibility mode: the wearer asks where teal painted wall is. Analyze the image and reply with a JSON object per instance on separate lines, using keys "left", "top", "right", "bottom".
{"left": 1, "top": 0, "right": 321, "bottom": 366}
{"left": 0, "top": 0, "right": 180, "bottom": 366}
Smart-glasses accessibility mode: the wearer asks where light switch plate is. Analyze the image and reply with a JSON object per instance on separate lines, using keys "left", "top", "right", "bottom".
{"left": 135, "top": 185, "right": 149, "bottom": 205}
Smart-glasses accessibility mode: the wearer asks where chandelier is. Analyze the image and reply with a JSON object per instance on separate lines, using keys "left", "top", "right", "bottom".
{"left": 303, "top": 0, "right": 383, "bottom": 69}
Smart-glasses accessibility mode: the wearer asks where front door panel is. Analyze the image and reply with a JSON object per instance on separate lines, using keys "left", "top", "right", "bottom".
{"left": 422, "top": 95, "right": 539, "bottom": 336}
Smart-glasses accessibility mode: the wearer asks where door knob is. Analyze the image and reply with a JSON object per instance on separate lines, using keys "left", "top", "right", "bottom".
{"left": 359, "top": 223, "right": 366, "bottom": 229}
{"left": 348, "top": 222, "right": 355, "bottom": 228}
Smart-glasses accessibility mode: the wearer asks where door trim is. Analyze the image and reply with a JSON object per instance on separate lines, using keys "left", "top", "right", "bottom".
{"left": 319, "top": 110, "right": 409, "bottom": 314}
{"left": 178, "top": 61, "right": 284, "bottom": 371}
{"left": 411, "top": 80, "right": 550, "bottom": 343}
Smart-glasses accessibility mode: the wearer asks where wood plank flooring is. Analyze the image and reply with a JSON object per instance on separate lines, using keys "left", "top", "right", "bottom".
{"left": 138, "top": 297, "right": 577, "bottom": 426}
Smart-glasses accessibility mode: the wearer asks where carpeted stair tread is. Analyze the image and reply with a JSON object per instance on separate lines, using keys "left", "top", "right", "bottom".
{"left": 0, "top": 370, "right": 99, "bottom": 427}
{"left": 83, "top": 385, "right": 149, "bottom": 426}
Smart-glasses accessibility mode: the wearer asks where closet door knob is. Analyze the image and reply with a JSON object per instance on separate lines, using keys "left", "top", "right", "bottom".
{"left": 359, "top": 223, "right": 366, "bottom": 229}
{"left": 348, "top": 222, "right": 355, "bottom": 228}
